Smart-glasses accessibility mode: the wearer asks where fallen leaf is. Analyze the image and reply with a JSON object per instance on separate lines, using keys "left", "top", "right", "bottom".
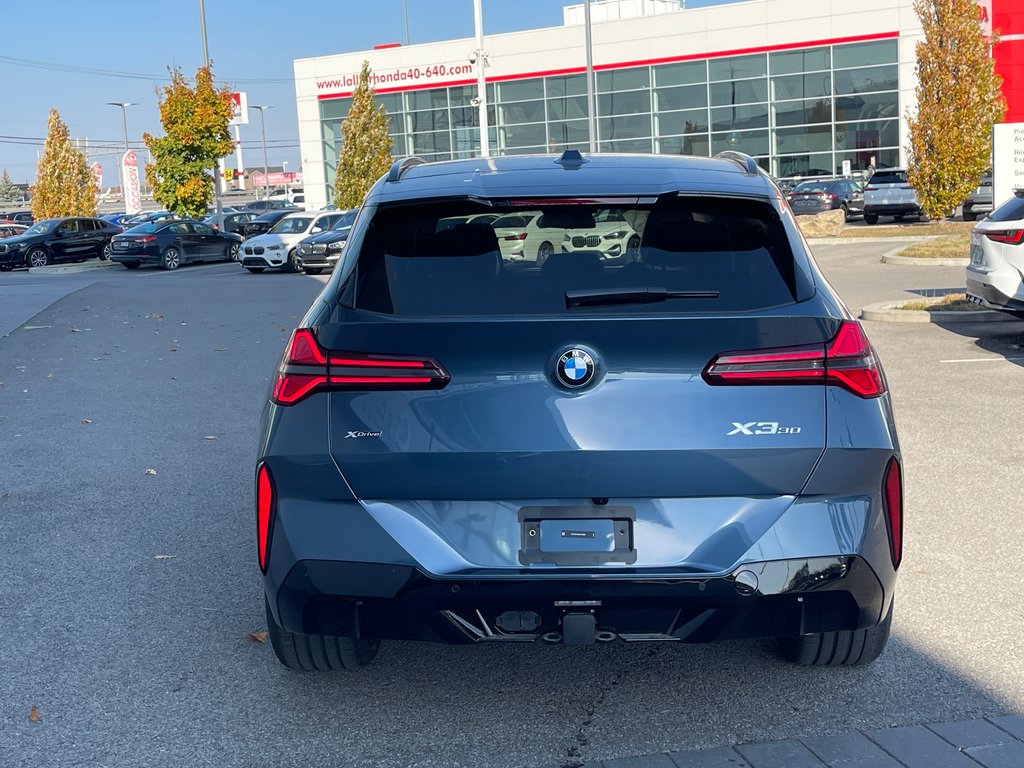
{"left": 22, "top": 389, "right": 28, "bottom": 394}
{"left": 28, "top": 705, "right": 41, "bottom": 722}
{"left": 154, "top": 555, "right": 175, "bottom": 560}
{"left": 1, "top": 491, "right": 11, "bottom": 497}
{"left": 144, "top": 468, "right": 157, "bottom": 476}
{"left": 171, "top": 376, "right": 177, "bottom": 380}
{"left": 81, "top": 419, "right": 93, "bottom": 425}
{"left": 70, "top": 328, "right": 81, "bottom": 333}
{"left": 246, "top": 631, "right": 268, "bottom": 644}
{"left": 180, "top": 322, "right": 187, "bottom": 326}
{"left": 215, "top": 348, "right": 228, "bottom": 352}
{"left": 915, "top": 568, "right": 928, "bottom": 574}
{"left": 91, "top": 357, "right": 102, "bottom": 362}
{"left": 204, "top": 435, "right": 217, "bottom": 440}
{"left": 47, "top": 373, "right": 53, "bottom": 379}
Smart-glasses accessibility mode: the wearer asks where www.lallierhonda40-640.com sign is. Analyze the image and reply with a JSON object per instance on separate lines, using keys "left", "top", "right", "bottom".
{"left": 121, "top": 151, "right": 142, "bottom": 215}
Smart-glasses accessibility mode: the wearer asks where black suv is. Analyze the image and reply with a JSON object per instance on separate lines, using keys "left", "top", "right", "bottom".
{"left": 0, "top": 217, "right": 122, "bottom": 269}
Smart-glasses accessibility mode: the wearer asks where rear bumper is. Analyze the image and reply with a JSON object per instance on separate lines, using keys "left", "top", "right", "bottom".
{"left": 271, "top": 555, "right": 885, "bottom": 644}
{"left": 966, "top": 276, "right": 1024, "bottom": 314}
{"left": 864, "top": 203, "right": 920, "bottom": 216}
{"left": 110, "top": 249, "right": 160, "bottom": 264}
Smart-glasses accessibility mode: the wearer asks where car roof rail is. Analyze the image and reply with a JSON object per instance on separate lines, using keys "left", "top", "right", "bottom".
{"left": 715, "top": 151, "right": 760, "bottom": 176}
{"left": 387, "top": 156, "right": 427, "bottom": 183}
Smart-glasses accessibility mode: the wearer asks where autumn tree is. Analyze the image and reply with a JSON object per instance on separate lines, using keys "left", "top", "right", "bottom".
{"left": 907, "top": 0, "right": 1004, "bottom": 219}
{"left": 31, "top": 109, "right": 98, "bottom": 219}
{"left": 333, "top": 61, "right": 393, "bottom": 208}
{"left": 144, "top": 66, "right": 234, "bottom": 219}
{"left": 0, "top": 168, "right": 19, "bottom": 202}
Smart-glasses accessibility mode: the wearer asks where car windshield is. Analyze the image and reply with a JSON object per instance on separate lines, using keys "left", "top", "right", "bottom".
{"left": 124, "top": 223, "right": 163, "bottom": 234}
{"left": 792, "top": 181, "right": 832, "bottom": 193}
{"left": 25, "top": 220, "right": 57, "bottom": 235}
{"left": 256, "top": 212, "right": 284, "bottom": 223}
{"left": 270, "top": 216, "right": 313, "bottom": 234}
{"left": 871, "top": 170, "right": 908, "bottom": 185}
{"left": 352, "top": 198, "right": 808, "bottom": 317}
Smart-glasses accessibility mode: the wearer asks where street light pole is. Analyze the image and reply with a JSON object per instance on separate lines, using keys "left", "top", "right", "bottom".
{"left": 584, "top": 0, "right": 597, "bottom": 153}
{"left": 107, "top": 102, "right": 136, "bottom": 209}
{"left": 403, "top": 0, "right": 409, "bottom": 45}
{"left": 198, "top": 0, "right": 225, "bottom": 224}
{"left": 250, "top": 105, "right": 273, "bottom": 201}
{"left": 473, "top": 0, "right": 490, "bottom": 157}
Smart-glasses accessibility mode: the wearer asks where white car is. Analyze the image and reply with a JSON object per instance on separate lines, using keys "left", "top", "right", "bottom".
{"left": 966, "top": 191, "right": 1024, "bottom": 317}
{"left": 560, "top": 208, "right": 640, "bottom": 260}
{"left": 239, "top": 211, "right": 341, "bottom": 273}
{"left": 863, "top": 168, "right": 926, "bottom": 225}
{"left": 490, "top": 212, "right": 564, "bottom": 263}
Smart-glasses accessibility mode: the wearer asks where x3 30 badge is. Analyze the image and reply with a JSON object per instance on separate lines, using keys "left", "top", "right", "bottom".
{"left": 727, "top": 421, "right": 802, "bottom": 436}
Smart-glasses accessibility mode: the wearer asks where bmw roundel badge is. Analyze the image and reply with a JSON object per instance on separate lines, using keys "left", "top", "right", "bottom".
{"left": 556, "top": 348, "right": 596, "bottom": 388}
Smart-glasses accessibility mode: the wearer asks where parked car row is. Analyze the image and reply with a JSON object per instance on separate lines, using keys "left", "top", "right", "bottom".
{"left": 786, "top": 178, "right": 865, "bottom": 221}
{"left": 0, "top": 217, "right": 122, "bottom": 270}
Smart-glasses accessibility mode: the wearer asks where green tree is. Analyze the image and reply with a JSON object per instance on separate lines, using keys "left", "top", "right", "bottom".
{"left": 143, "top": 66, "right": 234, "bottom": 219}
{"left": 0, "top": 168, "right": 19, "bottom": 202}
{"left": 333, "top": 61, "right": 393, "bottom": 208}
{"left": 907, "top": 0, "right": 1005, "bottom": 219}
{"left": 31, "top": 109, "right": 98, "bottom": 219}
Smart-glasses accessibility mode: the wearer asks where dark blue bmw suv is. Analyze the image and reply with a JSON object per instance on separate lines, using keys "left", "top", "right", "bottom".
{"left": 256, "top": 151, "right": 902, "bottom": 671}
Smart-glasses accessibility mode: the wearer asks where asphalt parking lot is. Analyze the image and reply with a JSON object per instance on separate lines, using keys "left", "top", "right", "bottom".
{"left": 1, "top": 245, "right": 1022, "bottom": 768}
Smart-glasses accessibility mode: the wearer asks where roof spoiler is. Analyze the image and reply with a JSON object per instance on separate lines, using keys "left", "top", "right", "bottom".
{"left": 387, "top": 156, "right": 427, "bottom": 183}
{"left": 714, "top": 151, "right": 760, "bottom": 176}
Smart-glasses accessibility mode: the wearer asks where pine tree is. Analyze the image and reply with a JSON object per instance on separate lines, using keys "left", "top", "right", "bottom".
{"left": 0, "top": 168, "right": 19, "bottom": 202}
{"left": 31, "top": 109, "right": 98, "bottom": 219}
{"left": 143, "top": 66, "right": 234, "bottom": 219}
{"left": 333, "top": 61, "right": 393, "bottom": 209}
{"left": 907, "top": 0, "right": 1005, "bottom": 219}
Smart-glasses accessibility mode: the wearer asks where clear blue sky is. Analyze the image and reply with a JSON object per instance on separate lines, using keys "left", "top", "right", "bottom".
{"left": 0, "top": 0, "right": 731, "bottom": 186}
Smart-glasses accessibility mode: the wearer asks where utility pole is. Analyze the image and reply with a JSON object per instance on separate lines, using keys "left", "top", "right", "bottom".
{"left": 250, "top": 105, "right": 273, "bottom": 201}
{"left": 107, "top": 102, "right": 135, "bottom": 210}
{"left": 584, "top": 0, "right": 597, "bottom": 153}
{"left": 403, "top": 0, "right": 410, "bottom": 45}
{"left": 198, "top": 0, "right": 225, "bottom": 226}
{"left": 473, "top": 0, "right": 490, "bottom": 157}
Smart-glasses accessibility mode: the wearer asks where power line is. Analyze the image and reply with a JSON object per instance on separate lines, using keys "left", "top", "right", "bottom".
{"left": 0, "top": 55, "right": 292, "bottom": 84}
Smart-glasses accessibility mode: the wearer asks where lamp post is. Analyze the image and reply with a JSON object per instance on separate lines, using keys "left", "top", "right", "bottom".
{"left": 584, "top": 0, "right": 596, "bottom": 153}
{"left": 107, "top": 102, "right": 136, "bottom": 208}
{"left": 250, "top": 105, "right": 273, "bottom": 200}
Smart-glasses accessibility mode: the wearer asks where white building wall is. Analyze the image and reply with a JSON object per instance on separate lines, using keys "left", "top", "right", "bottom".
{"left": 295, "top": 0, "right": 920, "bottom": 209}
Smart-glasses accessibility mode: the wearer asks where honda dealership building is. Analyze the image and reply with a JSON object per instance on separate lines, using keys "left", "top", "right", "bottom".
{"left": 294, "top": 0, "right": 1022, "bottom": 209}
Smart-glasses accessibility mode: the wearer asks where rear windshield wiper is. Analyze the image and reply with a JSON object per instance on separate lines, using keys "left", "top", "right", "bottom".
{"left": 565, "top": 287, "right": 719, "bottom": 309}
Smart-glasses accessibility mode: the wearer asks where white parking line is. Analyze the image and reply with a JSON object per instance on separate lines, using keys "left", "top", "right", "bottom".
{"left": 939, "top": 357, "right": 1024, "bottom": 364}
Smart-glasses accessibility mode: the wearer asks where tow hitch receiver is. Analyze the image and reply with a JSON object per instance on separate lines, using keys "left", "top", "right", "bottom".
{"left": 562, "top": 613, "right": 597, "bottom": 645}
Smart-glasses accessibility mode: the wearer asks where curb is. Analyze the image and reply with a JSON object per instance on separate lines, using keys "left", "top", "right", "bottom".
{"left": 28, "top": 260, "right": 120, "bottom": 275}
{"left": 860, "top": 299, "right": 1014, "bottom": 323}
{"left": 880, "top": 245, "right": 969, "bottom": 267}
{"left": 806, "top": 235, "right": 945, "bottom": 245}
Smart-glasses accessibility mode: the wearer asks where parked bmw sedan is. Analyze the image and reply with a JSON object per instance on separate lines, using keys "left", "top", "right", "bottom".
{"left": 256, "top": 151, "right": 902, "bottom": 672}
{"left": 0, "top": 216, "right": 122, "bottom": 270}
{"left": 109, "top": 220, "right": 242, "bottom": 270}
{"left": 787, "top": 178, "right": 864, "bottom": 220}
{"left": 966, "top": 190, "right": 1024, "bottom": 317}
{"left": 294, "top": 209, "right": 357, "bottom": 274}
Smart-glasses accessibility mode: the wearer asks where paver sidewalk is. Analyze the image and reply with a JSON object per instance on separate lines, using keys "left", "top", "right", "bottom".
{"left": 538, "top": 715, "right": 1024, "bottom": 768}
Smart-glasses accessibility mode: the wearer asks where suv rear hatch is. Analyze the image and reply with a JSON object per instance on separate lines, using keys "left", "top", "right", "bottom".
{"left": 299, "top": 196, "right": 857, "bottom": 501}
{"left": 865, "top": 169, "right": 918, "bottom": 208}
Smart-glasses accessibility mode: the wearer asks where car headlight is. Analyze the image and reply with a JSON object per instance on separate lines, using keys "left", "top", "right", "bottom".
{"left": 267, "top": 243, "right": 282, "bottom": 251}
{"left": 603, "top": 230, "right": 628, "bottom": 240}
{"left": 298, "top": 244, "right": 311, "bottom": 254}
{"left": 326, "top": 242, "right": 345, "bottom": 252}
{"left": 562, "top": 233, "right": 571, "bottom": 241}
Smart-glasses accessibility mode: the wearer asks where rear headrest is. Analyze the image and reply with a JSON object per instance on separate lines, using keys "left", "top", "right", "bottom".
{"left": 432, "top": 222, "right": 500, "bottom": 258}
{"left": 640, "top": 210, "right": 694, "bottom": 252}
{"left": 541, "top": 250, "right": 605, "bottom": 286}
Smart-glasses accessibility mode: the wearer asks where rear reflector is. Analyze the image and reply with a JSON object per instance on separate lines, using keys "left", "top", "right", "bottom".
{"left": 703, "top": 320, "right": 885, "bottom": 397}
{"left": 272, "top": 328, "right": 449, "bottom": 405}
{"left": 883, "top": 457, "right": 903, "bottom": 569}
{"left": 256, "top": 464, "right": 274, "bottom": 573}
{"left": 983, "top": 229, "right": 1024, "bottom": 245}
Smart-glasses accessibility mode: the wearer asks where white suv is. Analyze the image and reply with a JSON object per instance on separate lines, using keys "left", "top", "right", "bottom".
{"left": 239, "top": 211, "right": 341, "bottom": 273}
{"left": 863, "top": 169, "right": 927, "bottom": 225}
{"left": 966, "top": 191, "right": 1024, "bottom": 317}
{"left": 561, "top": 209, "right": 640, "bottom": 260}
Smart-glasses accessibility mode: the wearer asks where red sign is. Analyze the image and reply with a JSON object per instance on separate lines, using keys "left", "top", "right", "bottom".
{"left": 249, "top": 171, "right": 301, "bottom": 187}
{"left": 121, "top": 151, "right": 142, "bottom": 214}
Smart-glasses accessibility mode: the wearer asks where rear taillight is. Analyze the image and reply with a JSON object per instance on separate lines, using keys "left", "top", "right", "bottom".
{"left": 703, "top": 320, "right": 885, "bottom": 398}
{"left": 256, "top": 463, "right": 274, "bottom": 573}
{"left": 883, "top": 457, "right": 903, "bottom": 569}
{"left": 503, "top": 233, "right": 527, "bottom": 241}
{"left": 272, "top": 328, "right": 449, "bottom": 405}
{"left": 136, "top": 235, "right": 157, "bottom": 243}
{"left": 984, "top": 229, "right": 1024, "bottom": 245}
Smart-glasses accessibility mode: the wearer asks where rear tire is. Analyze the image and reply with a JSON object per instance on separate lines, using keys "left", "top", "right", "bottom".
{"left": 918, "top": 211, "right": 931, "bottom": 223}
{"left": 265, "top": 598, "right": 380, "bottom": 672}
{"left": 162, "top": 247, "right": 181, "bottom": 270}
{"left": 776, "top": 601, "right": 893, "bottom": 667}
{"left": 840, "top": 203, "right": 850, "bottom": 222}
{"left": 226, "top": 242, "right": 240, "bottom": 261}
{"left": 864, "top": 213, "right": 879, "bottom": 225}
{"left": 537, "top": 241, "right": 553, "bottom": 265}
{"left": 246, "top": 267, "right": 265, "bottom": 273}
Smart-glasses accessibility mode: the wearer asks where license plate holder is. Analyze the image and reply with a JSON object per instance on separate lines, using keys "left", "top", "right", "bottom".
{"left": 518, "top": 505, "right": 636, "bottom": 566}
{"left": 970, "top": 233, "right": 985, "bottom": 265}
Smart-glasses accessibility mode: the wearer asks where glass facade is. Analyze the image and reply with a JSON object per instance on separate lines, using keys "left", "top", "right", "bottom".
{"left": 319, "top": 38, "right": 900, "bottom": 195}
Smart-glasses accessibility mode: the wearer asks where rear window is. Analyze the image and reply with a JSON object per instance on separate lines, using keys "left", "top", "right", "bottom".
{"left": 870, "top": 170, "right": 907, "bottom": 185}
{"left": 989, "top": 192, "right": 1024, "bottom": 223}
{"left": 352, "top": 198, "right": 805, "bottom": 316}
{"left": 792, "top": 181, "right": 833, "bottom": 193}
